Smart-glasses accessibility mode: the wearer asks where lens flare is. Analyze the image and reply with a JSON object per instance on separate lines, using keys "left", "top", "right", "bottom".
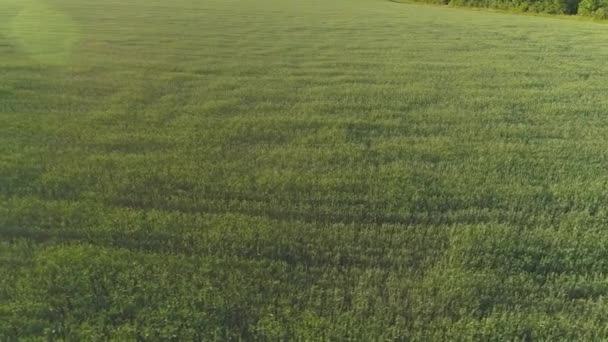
{"left": 9, "top": 0, "right": 79, "bottom": 64}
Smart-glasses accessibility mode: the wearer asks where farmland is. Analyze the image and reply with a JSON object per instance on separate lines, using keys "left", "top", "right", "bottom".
{"left": 3, "top": 0, "right": 608, "bottom": 339}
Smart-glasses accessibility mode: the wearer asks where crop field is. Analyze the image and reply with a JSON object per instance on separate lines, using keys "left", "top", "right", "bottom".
{"left": 3, "top": 0, "right": 608, "bottom": 339}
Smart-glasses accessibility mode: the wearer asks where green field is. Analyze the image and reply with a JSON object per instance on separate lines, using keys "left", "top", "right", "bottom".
{"left": 3, "top": 0, "right": 608, "bottom": 339}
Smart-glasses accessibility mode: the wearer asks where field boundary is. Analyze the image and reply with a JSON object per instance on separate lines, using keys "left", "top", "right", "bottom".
{"left": 390, "top": 0, "right": 608, "bottom": 23}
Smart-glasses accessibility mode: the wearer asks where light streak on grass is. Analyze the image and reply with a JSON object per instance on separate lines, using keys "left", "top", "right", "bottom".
{"left": 9, "top": 0, "right": 79, "bottom": 64}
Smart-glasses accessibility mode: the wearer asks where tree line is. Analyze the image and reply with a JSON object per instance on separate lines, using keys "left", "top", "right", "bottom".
{"left": 419, "top": 0, "right": 608, "bottom": 18}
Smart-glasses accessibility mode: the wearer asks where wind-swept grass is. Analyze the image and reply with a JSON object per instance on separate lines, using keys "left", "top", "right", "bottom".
{"left": 2, "top": 0, "right": 608, "bottom": 339}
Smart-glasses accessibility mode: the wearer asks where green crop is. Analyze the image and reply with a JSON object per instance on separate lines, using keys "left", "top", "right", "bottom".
{"left": 2, "top": 0, "right": 608, "bottom": 339}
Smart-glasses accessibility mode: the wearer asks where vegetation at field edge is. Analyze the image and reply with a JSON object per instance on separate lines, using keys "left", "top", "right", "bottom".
{"left": 401, "top": 0, "right": 608, "bottom": 19}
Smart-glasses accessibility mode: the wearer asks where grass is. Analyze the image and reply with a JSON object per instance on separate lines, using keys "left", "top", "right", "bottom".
{"left": 3, "top": 0, "right": 608, "bottom": 339}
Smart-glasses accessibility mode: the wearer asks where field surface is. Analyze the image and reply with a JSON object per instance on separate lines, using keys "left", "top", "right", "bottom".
{"left": 3, "top": 0, "right": 608, "bottom": 339}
